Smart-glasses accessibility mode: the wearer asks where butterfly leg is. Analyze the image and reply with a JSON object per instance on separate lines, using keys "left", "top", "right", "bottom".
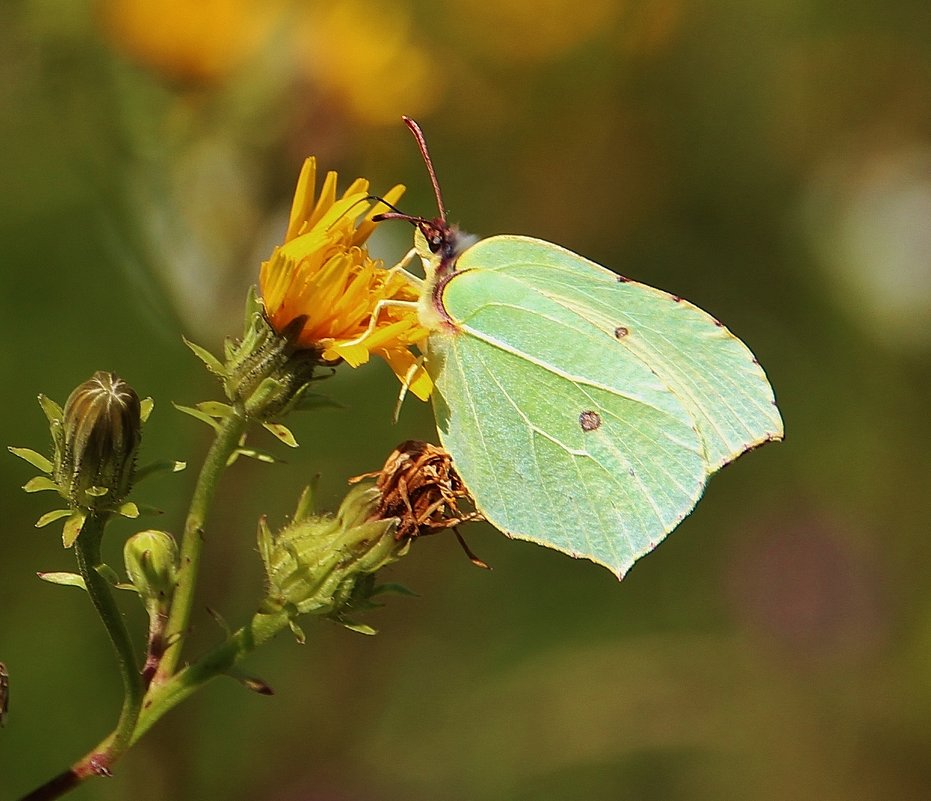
{"left": 385, "top": 248, "right": 424, "bottom": 286}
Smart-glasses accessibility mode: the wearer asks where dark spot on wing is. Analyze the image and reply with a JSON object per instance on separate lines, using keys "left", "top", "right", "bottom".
{"left": 752, "top": 357, "right": 760, "bottom": 365}
{"left": 614, "top": 326, "right": 629, "bottom": 339}
{"left": 712, "top": 317, "right": 723, "bottom": 327}
{"left": 671, "top": 295, "right": 682, "bottom": 302}
{"left": 579, "top": 410, "right": 601, "bottom": 431}
{"left": 616, "top": 274, "right": 631, "bottom": 283}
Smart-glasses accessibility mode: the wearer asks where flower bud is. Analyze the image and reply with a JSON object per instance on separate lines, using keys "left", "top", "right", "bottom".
{"left": 124, "top": 530, "right": 179, "bottom": 611}
{"left": 258, "top": 484, "right": 407, "bottom": 622}
{"left": 55, "top": 372, "right": 141, "bottom": 509}
{"left": 223, "top": 291, "right": 324, "bottom": 420}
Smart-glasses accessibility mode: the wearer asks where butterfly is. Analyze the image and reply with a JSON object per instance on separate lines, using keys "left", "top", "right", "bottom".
{"left": 375, "top": 117, "right": 783, "bottom": 578}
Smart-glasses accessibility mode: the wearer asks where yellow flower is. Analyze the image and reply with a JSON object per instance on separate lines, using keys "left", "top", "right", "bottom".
{"left": 98, "top": 0, "right": 281, "bottom": 84}
{"left": 259, "top": 158, "right": 432, "bottom": 401}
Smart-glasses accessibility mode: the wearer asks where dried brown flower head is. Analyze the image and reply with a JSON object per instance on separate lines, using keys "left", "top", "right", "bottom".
{"left": 352, "top": 440, "right": 485, "bottom": 559}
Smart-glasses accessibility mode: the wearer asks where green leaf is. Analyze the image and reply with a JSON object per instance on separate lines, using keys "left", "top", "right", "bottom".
{"left": 23, "top": 476, "right": 59, "bottom": 493}
{"left": 256, "top": 517, "right": 274, "bottom": 573}
{"left": 135, "top": 460, "right": 186, "bottom": 482}
{"left": 8, "top": 447, "right": 53, "bottom": 474}
{"left": 338, "top": 620, "right": 377, "bottom": 636}
{"left": 423, "top": 234, "right": 783, "bottom": 578}
{"left": 371, "top": 582, "right": 419, "bottom": 598}
{"left": 140, "top": 397, "right": 155, "bottom": 423}
{"left": 35, "top": 509, "right": 71, "bottom": 528}
{"left": 37, "top": 571, "right": 87, "bottom": 590}
{"left": 224, "top": 668, "right": 274, "bottom": 696}
{"left": 173, "top": 403, "right": 221, "bottom": 431}
{"left": 196, "top": 401, "right": 234, "bottom": 419}
{"left": 37, "top": 394, "right": 63, "bottom": 425}
{"left": 95, "top": 563, "right": 122, "bottom": 586}
{"left": 293, "top": 478, "right": 319, "bottom": 522}
{"left": 62, "top": 510, "right": 87, "bottom": 548}
{"left": 291, "top": 389, "right": 343, "bottom": 413}
{"left": 262, "top": 422, "right": 299, "bottom": 448}
{"left": 183, "top": 337, "right": 225, "bottom": 376}
{"left": 227, "top": 446, "right": 277, "bottom": 466}
{"left": 117, "top": 502, "right": 140, "bottom": 519}
{"left": 288, "top": 620, "right": 306, "bottom": 644}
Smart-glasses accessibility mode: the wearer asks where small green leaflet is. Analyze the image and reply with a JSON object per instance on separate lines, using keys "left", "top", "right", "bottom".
{"left": 383, "top": 117, "right": 783, "bottom": 578}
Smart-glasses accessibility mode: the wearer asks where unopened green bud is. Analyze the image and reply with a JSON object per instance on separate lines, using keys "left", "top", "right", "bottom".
{"left": 124, "top": 530, "right": 179, "bottom": 610}
{"left": 258, "top": 484, "right": 407, "bottom": 622}
{"left": 55, "top": 372, "right": 141, "bottom": 509}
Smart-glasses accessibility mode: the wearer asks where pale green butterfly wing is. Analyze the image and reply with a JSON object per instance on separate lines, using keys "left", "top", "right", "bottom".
{"left": 455, "top": 235, "right": 784, "bottom": 470}
{"left": 426, "top": 235, "right": 782, "bottom": 577}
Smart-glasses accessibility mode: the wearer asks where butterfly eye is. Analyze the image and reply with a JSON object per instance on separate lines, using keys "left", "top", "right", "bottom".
{"left": 428, "top": 235, "right": 443, "bottom": 253}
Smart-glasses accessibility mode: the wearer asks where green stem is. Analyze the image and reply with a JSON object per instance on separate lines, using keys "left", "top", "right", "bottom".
{"left": 154, "top": 409, "right": 248, "bottom": 683}
{"left": 133, "top": 608, "right": 291, "bottom": 743}
{"left": 17, "top": 609, "right": 292, "bottom": 801}
{"left": 72, "top": 513, "right": 144, "bottom": 771}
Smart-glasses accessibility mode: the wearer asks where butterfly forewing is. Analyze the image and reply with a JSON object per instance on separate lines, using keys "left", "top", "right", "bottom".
{"left": 458, "top": 235, "right": 784, "bottom": 472}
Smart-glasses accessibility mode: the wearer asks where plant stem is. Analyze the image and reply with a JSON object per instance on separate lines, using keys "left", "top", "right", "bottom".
{"left": 73, "top": 513, "right": 144, "bottom": 771}
{"left": 132, "top": 608, "right": 291, "bottom": 743}
{"left": 17, "top": 608, "right": 292, "bottom": 801}
{"left": 154, "top": 410, "right": 248, "bottom": 683}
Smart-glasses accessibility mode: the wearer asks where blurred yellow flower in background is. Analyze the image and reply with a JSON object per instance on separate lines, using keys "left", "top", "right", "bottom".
{"left": 448, "top": 0, "right": 617, "bottom": 64}
{"left": 297, "top": 0, "right": 439, "bottom": 126}
{"left": 97, "top": 0, "right": 281, "bottom": 83}
{"left": 259, "top": 158, "right": 433, "bottom": 400}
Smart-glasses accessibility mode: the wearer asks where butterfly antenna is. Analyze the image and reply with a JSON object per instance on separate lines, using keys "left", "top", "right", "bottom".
{"left": 403, "top": 116, "right": 447, "bottom": 223}
{"left": 365, "top": 195, "right": 407, "bottom": 217}
{"left": 325, "top": 195, "right": 377, "bottom": 232}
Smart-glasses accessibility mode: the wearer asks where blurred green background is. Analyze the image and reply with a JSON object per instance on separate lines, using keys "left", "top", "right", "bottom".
{"left": 2, "top": 0, "right": 931, "bottom": 799}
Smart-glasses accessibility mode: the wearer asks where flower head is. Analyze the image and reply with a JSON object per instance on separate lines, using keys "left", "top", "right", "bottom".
{"left": 259, "top": 158, "right": 432, "bottom": 400}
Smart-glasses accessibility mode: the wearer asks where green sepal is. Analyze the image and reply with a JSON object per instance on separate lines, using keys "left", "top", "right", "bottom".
{"left": 35, "top": 509, "right": 71, "bottom": 528}
{"left": 224, "top": 668, "right": 274, "bottom": 695}
{"left": 95, "top": 563, "right": 122, "bottom": 586}
{"left": 23, "top": 476, "right": 59, "bottom": 493}
{"left": 243, "top": 376, "right": 288, "bottom": 417}
{"left": 85, "top": 486, "right": 110, "bottom": 498}
{"left": 37, "top": 394, "right": 63, "bottom": 425}
{"left": 9, "top": 447, "right": 53, "bottom": 474}
{"left": 291, "top": 391, "right": 343, "bottom": 413}
{"left": 337, "top": 619, "right": 377, "bottom": 636}
{"left": 135, "top": 460, "right": 186, "bottom": 482}
{"left": 183, "top": 336, "right": 226, "bottom": 377}
{"left": 140, "top": 397, "right": 155, "bottom": 423}
{"left": 256, "top": 517, "right": 274, "bottom": 576}
{"left": 173, "top": 403, "right": 221, "bottom": 431}
{"left": 128, "top": 503, "right": 164, "bottom": 517}
{"left": 243, "top": 285, "right": 263, "bottom": 327}
{"left": 206, "top": 606, "right": 232, "bottom": 637}
{"left": 293, "top": 478, "right": 319, "bottom": 522}
{"left": 227, "top": 446, "right": 278, "bottom": 466}
{"left": 262, "top": 422, "right": 298, "bottom": 448}
{"left": 370, "top": 582, "right": 419, "bottom": 598}
{"left": 288, "top": 620, "right": 306, "bottom": 644}
{"left": 62, "top": 510, "right": 87, "bottom": 548}
{"left": 37, "top": 571, "right": 87, "bottom": 590}
{"left": 117, "top": 502, "right": 140, "bottom": 519}
{"left": 196, "top": 401, "right": 234, "bottom": 419}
